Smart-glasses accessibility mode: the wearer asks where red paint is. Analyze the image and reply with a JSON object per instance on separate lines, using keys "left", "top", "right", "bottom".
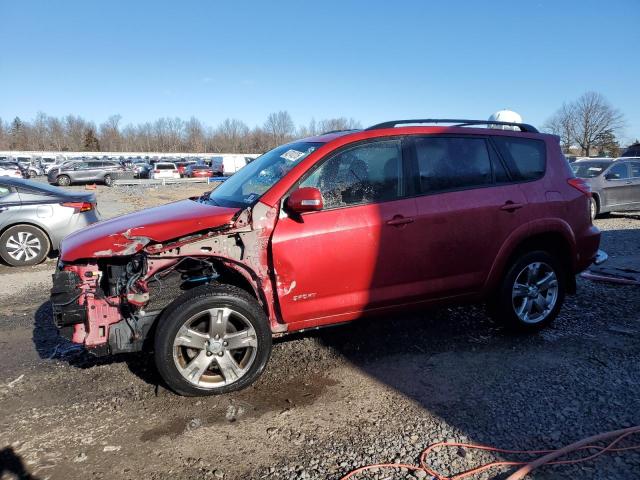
{"left": 60, "top": 199, "right": 239, "bottom": 261}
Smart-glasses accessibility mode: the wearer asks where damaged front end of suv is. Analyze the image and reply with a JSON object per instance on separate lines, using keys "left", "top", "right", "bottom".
{"left": 51, "top": 198, "right": 282, "bottom": 357}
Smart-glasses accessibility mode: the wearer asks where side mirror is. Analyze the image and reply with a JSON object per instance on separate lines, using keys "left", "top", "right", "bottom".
{"left": 286, "top": 187, "right": 323, "bottom": 213}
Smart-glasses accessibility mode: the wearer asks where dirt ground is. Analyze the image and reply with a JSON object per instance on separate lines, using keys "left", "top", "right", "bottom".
{"left": 1, "top": 183, "right": 639, "bottom": 480}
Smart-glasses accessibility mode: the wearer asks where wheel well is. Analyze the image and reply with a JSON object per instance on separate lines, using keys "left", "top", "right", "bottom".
{"left": 213, "top": 262, "right": 271, "bottom": 316}
{"left": 506, "top": 232, "right": 575, "bottom": 294}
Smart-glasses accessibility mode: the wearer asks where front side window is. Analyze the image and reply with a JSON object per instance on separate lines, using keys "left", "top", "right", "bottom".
{"left": 629, "top": 162, "right": 640, "bottom": 178}
{"left": 607, "top": 163, "right": 629, "bottom": 180}
{"left": 414, "top": 136, "right": 492, "bottom": 193}
{"left": 493, "top": 136, "right": 546, "bottom": 181}
{"left": 300, "top": 139, "right": 403, "bottom": 209}
{"left": 0, "top": 185, "right": 10, "bottom": 198}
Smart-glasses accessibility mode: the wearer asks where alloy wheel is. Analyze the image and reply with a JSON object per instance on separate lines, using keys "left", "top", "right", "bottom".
{"left": 172, "top": 307, "right": 258, "bottom": 389}
{"left": 5, "top": 231, "right": 42, "bottom": 262}
{"left": 511, "top": 262, "right": 559, "bottom": 324}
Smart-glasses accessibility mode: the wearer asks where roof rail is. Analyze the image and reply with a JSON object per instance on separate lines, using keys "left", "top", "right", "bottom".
{"left": 319, "top": 129, "right": 362, "bottom": 135}
{"left": 365, "top": 119, "right": 539, "bottom": 133}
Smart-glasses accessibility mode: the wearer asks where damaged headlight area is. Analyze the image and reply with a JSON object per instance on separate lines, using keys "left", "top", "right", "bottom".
{"left": 51, "top": 255, "right": 221, "bottom": 356}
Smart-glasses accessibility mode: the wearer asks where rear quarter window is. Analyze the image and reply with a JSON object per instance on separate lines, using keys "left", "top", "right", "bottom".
{"left": 493, "top": 137, "right": 546, "bottom": 181}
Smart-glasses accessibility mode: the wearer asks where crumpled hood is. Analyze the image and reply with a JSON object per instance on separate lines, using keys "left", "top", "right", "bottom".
{"left": 60, "top": 199, "right": 240, "bottom": 262}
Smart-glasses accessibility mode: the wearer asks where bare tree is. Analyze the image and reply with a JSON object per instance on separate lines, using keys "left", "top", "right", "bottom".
{"left": 543, "top": 103, "right": 576, "bottom": 153}
{"left": 212, "top": 118, "right": 249, "bottom": 152}
{"left": 573, "top": 92, "right": 624, "bottom": 156}
{"left": 99, "top": 115, "right": 122, "bottom": 151}
{"left": 264, "top": 111, "right": 294, "bottom": 149}
{"left": 317, "top": 117, "right": 362, "bottom": 133}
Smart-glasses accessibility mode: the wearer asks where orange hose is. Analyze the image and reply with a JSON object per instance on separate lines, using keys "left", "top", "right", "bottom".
{"left": 340, "top": 426, "right": 640, "bottom": 480}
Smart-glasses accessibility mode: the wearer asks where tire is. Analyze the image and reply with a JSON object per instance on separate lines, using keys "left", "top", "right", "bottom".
{"left": 154, "top": 284, "right": 272, "bottom": 396}
{"left": 56, "top": 175, "right": 71, "bottom": 187}
{"left": 104, "top": 174, "right": 113, "bottom": 186}
{"left": 29, "top": 169, "right": 38, "bottom": 178}
{"left": 0, "top": 225, "right": 50, "bottom": 267}
{"left": 590, "top": 197, "right": 599, "bottom": 220}
{"left": 490, "top": 250, "right": 566, "bottom": 332}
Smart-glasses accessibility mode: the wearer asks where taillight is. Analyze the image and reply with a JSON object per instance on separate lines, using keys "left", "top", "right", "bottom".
{"left": 567, "top": 178, "right": 591, "bottom": 196}
{"left": 62, "top": 202, "right": 94, "bottom": 212}
{"left": 154, "top": 169, "right": 160, "bottom": 173}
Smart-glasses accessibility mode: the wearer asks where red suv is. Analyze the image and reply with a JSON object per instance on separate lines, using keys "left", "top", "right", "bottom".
{"left": 51, "top": 119, "right": 601, "bottom": 396}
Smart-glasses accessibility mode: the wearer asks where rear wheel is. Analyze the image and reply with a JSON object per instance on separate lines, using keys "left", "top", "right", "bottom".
{"left": 590, "top": 197, "right": 599, "bottom": 220}
{"left": 154, "top": 284, "right": 272, "bottom": 396}
{"left": 56, "top": 175, "right": 71, "bottom": 187}
{"left": 104, "top": 174, "right": 113, "bottom": 186}
{"left": 490, "top": 250, "right": 566, "bottom": 332}
{"left": 0, "top": 225, "right": 50, "bottom": 266}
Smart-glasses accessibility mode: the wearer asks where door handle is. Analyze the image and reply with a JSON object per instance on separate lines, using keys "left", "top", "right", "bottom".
{"left": 386, "top": 215, "right": 414, "bottom": 226}
{"left": 500, "top": 201, "right": 524, "bottom": 212}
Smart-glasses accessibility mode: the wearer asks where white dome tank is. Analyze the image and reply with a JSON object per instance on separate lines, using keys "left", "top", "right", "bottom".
{"left": 488, "top": 110, "right": 523, "bottom": 130}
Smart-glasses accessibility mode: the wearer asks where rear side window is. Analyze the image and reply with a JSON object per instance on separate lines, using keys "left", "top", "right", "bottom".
{"left": 630, "top": 162, "right": 640, "bottom": 178}
{"left": 493, "top": 137, "right": 546, "bottom": 181}
{"left": 300, "top": 139, "right": 403, "bottom": 209}
{"left": 607, "top": 163, "right": 629, "bottom": 180}
{"left": 414, "top": 137, "right": 492, "bottom": 193}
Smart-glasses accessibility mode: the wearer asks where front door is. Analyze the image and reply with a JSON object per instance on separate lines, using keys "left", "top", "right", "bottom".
{"left": 271, "top": 138, "right": 421, "bottom": 329}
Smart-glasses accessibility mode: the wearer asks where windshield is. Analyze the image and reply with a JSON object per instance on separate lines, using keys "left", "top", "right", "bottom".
{"left": 204, "top": 141, "right": 322, "bottom": 207}
{"left": 571, "top": 161, "right": 612, "bottom": 178}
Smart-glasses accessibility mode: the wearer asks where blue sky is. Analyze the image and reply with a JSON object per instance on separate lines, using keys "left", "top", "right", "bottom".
{"left": 1, "top": 0, "right": 639, "bottom": 141}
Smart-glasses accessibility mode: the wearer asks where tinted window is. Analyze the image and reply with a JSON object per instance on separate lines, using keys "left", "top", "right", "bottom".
{"left": 571, "top": 161, "right": 612, "bottom": 178}
{"left": 630, "top": 162, "right": 640, "bottom": 178}
{"left": 607, "top": 163, "right": 629, "bottom": 180}
{"left": 414, "top": 137, "right": 492, "bottom": 193}
{"left": 300, "top": 139, "right": 403, "bottom": 209}
{"left": 493, "top": 137, "right": 546, "bottom": 181}
{"left": 156, "top": 164, "right": 176, "bottom": 170}
{"left": 87, "top": 161, "right": 102, "bottom": 168}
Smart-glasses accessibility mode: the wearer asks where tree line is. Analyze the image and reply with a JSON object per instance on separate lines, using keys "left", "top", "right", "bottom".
{"left": 0, "top": 112, "right": 361, "bottom": 154}
{"left": 0, "top": 92, "right": 630, "bottom": 156}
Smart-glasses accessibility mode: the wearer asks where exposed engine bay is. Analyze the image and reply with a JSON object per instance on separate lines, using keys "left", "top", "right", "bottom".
{"left": 51, "top": 203, "right": 284, "bottom": 356}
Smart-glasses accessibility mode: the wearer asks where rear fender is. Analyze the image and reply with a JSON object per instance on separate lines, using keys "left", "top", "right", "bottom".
{"left": 484, "top": 218, "right": 576, "bottom": 294}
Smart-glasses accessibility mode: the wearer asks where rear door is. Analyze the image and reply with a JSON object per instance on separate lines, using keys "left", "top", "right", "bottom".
{"left": 271, "top": 138, "right": 421, "bottom": 328}
{"left": 628, "top": 161, "right": 640, "bottom": 210}
{"left": 601, "top": 162, "right": 632, "bottom": 209}
{"left": 408, "top": 135, "right": 528, "bottom": 296}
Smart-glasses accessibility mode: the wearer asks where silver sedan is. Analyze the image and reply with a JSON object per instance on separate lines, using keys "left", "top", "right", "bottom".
{"left": 0, "top": 178, "right": 101, "bottom": 266}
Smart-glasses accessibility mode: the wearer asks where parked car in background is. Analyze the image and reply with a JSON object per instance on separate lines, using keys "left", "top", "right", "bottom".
{"left": 185, "top": 163, "right": 214, "bottom": 178}
{"left": 0, "top": 161, "right": 29, "bottom": 178}
{"left": 51, "top": 118, "right": 601, "bottom": 396}
{"left": 150, "top": 162, "right": 180, "bottom": 180}
{"left": 0, "top": 163, "right": 24, "bottom": 179}
{"left": 47, "top": 160, "right": 125, "bottom": 186}
{"left": 571, "top": 158, "right": 640, "bottom": 219}
{"left": 131, "top": 160, "right": 151, "bottom": 178}
{"left": 0, "top": 178, "right": 100, "bottom": 266}
{"left": 176, "top": 161, "right": 197, "bottom": 177}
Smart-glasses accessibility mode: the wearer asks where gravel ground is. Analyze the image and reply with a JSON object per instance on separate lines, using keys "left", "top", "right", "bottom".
{"left": 0, "top": 183, "right": 638, "bottom": 480}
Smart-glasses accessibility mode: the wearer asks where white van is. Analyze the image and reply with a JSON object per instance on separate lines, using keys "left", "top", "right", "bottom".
{"left": 212, "top": 154, "right": 260, "bottom": 176}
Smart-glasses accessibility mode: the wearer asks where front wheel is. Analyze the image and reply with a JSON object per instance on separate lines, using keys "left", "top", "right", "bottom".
{"left": 490, "top": 251, "right": 566, "bottom": 332}
{"left": 154, "top": 284, "right": 272, "bottom": 396}
{"left": 590, "top": 197, "right": 598, "bottom": 221}
{"left": 103, "top": 174, "right": 113, "bottom": 186}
